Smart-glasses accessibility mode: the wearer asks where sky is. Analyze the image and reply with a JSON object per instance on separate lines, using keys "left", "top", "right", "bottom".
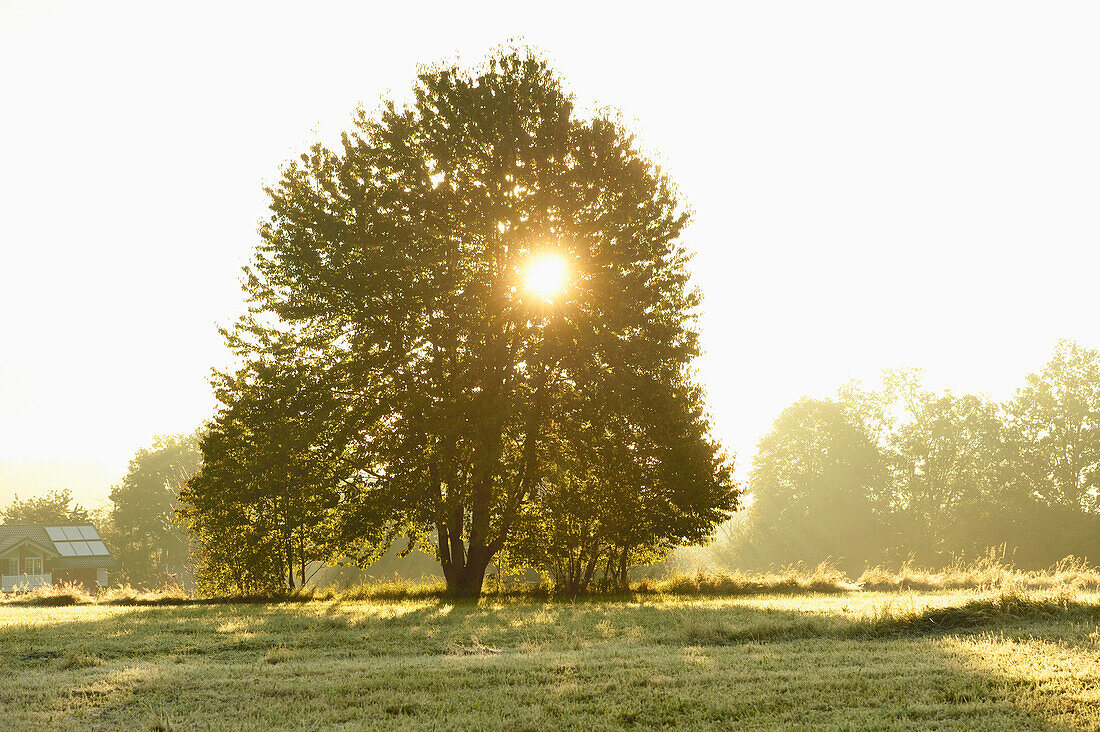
{"left": 1, "top": 1, "right": 1099, "bottom": 508}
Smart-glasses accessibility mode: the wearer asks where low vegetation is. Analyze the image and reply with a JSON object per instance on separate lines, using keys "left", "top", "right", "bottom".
{"left": 856, "top": 551, "right": 1100, "bottom": 592}
{"left": 4, "top": 554, "right": 1098, "bottom": 609}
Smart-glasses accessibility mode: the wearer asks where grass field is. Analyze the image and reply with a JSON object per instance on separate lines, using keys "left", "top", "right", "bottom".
{"left": 3, "top": 587, "right": 1099, "bottom": 730}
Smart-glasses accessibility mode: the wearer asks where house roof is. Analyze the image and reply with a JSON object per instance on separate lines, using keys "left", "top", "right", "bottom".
{"left": 0, "top": 525, "right": 55, "bottom": 555}
{"left": 0, "top": 524, "right": 119, "bottom": 571}
{"left": 0, "top": 535, "right": 59, "bottom": 558}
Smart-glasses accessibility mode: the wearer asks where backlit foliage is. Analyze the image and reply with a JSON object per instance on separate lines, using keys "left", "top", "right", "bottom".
{"left": 182, "top": 47, "right": 738, "bottom": 596}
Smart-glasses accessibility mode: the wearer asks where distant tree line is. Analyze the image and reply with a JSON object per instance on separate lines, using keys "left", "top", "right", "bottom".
{"left": 722, "top": 339, "right": 1100, "bottom": 573}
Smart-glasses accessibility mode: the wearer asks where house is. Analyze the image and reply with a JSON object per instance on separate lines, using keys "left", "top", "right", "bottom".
{"left": 0, "top": 524, "right": 119, "bottom": 593}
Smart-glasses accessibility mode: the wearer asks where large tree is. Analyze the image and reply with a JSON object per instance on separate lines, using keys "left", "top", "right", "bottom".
{"left": 889, "top": 391, "right": 1009, "bottom": 562}
{"left": 223, "top": 48, "right": 737, "bottom": 596}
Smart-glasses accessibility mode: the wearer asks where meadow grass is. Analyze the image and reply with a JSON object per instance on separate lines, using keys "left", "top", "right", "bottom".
{"left": 2, "top": 584, "right": 1099, "bottom": 730}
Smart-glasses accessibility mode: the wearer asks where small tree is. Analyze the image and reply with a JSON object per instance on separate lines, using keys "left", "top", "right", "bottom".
{"left": 509, "top": 367, "right": 736, "bottom": 593}
{"left": 180, "top": 359, "right": 361, "bottom": 594}
{"left": 108, "top": 433, "right": 201, "bottom": 586}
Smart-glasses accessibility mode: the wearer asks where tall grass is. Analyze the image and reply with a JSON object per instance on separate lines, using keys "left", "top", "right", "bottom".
{"left": 856, "top": 548, "right": 1100, "bottom": 592}
{"left": 3, "top": 553, "right": 1098, "bottom": 607}
{"left": 643, "top": 561, "right": 860, "bottom": 596}
{"left": 0, "top": 579, "right": 450, "bottom": 607}
{"left": 658, "top": 551, "right": 1100, "bottom": 598}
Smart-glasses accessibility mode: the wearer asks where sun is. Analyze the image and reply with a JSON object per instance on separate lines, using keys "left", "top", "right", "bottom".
{"left": 525, "top": 254, "right": 568, "bottom": 298}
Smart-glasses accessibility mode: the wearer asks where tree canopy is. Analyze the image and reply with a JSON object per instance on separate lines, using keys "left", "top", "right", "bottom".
{"left": 182, "top": 48, "right": 738, "bottom": 597}
{"left": 0, "top": 488, "right": 89, "bottom": 526}
{"left": 1007, "top": 338, "right": 1100, "bottom": 514}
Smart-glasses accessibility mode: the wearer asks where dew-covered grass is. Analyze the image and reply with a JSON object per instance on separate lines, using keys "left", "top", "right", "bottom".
{"left": 2, "top": 585, "right": 1099, "bottom": 730}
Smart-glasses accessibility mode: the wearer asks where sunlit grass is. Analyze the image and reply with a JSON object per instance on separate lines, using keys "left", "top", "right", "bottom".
{"left": 1, "top": 587, "right": 1098, "bottom": 729}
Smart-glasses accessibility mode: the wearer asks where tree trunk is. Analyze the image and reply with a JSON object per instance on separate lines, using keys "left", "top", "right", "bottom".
{"left": 286, "top": 543, "right": 296, "bottom": 592}
{"left": 447, "top": 545, "right": 491, "bottom": 599}
{"left": 581, "top": 552, "right": 599, "bottom": 592}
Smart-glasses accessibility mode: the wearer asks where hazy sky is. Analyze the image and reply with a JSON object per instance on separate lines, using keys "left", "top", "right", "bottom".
{"left": 2, "top": 1, "right": 1098, "bottom": 505}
